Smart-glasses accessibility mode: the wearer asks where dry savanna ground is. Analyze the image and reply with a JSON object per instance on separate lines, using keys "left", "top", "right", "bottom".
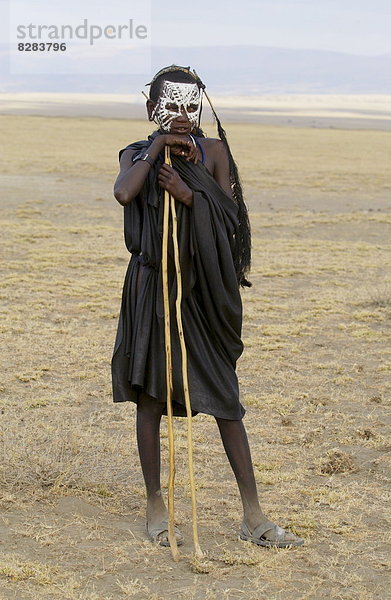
{"left": 0, "top": 115, "right": 390, "bottom": 600}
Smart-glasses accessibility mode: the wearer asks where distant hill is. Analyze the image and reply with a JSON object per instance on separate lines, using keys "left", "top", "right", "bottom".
{"left": 1, "top": 45, "right": 390, "bottom": 94}
{"left": 154, "top": 46, "right": 391, "bottom": 94}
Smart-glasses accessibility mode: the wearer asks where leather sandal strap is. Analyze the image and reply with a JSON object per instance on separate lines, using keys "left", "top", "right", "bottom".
{"left": 147, "top": 521, "right": 182, "bottom": 540}
{"left": 250, "top": 520, "right": 276, "bottom": 540}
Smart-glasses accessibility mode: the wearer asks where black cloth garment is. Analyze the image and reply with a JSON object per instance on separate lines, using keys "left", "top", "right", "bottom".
{"left": 111, "top": 133, "right": 245, "bottom": 420}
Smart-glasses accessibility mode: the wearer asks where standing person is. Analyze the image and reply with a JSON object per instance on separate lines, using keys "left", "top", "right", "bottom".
{"left": 112, "top": 65, "right": 304, "bottom": 549}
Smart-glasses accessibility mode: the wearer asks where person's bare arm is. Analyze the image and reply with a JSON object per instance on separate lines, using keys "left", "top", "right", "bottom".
{"left": 113, "top": 135, "right": 197, "bottom": 206}
{"left": 113, "top": 138, "right": 162, "bottom": 206}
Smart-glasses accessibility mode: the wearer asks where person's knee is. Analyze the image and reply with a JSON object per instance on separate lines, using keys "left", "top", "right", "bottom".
{"left": 215, "top": 416, "right": 241, "bottom": 427}
{"left": 137, "top": 392, "right": 165, "bottom": 417}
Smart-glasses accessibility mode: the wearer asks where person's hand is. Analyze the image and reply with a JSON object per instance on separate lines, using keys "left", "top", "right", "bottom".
{"left": 155, "top": 134, "right": 198, "bottom": 163}
{"left": 158, "top": 164, "right": 193, "bottom": 206}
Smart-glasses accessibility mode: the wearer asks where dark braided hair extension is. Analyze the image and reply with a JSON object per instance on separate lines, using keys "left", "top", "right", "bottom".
{"left": 146, "top": 65, "right": 252, "bottom": 287}
{"left": 206, "top": 104, "right": 252, "bottom": 287}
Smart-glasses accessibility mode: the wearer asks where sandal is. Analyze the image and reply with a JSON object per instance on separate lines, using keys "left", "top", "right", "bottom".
{"left": 146, "top": 519, "right": 184, "bottom": 547}
{"left": 240, "top": 520, "right": 304, "bottom": 548}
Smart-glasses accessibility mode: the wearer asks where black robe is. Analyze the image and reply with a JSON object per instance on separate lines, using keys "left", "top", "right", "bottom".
{"left": 111, "top": 133, "right": 245, "bottom": 420}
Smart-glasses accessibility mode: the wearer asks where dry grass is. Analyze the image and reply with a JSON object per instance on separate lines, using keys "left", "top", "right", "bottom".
{"left": 0, "top": 115, "right": 390, "bottom": 600}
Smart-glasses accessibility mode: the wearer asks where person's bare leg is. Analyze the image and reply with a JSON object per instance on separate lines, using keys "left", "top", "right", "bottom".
{"left": 215, "top": 417, "right": 267, "bottom": 529}
{"left": 136, "top": 393, "right": 167, "bottom": 530}
{"left": 215, "top": 417, "right": 300, "bottom": 542}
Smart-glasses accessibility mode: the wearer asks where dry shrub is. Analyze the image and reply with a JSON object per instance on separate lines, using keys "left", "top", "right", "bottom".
{"left": 188, "top": 555, "right": 214, "bottom": 574}
{"left": 356, "top": 428, "right": 376, "bottom": 440}
{"left": 367, "top": 284, "right": 391, "bottom": 309}
{"left": 0, "top": 553, "right": 58, "bottom": 584}
{"left": 319, "top": 449, "right": 357, "bottom": 475}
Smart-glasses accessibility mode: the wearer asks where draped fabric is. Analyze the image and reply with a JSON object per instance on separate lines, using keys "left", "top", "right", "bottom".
{"left": 111, "top": 133, "right": 245, "bottom": 419}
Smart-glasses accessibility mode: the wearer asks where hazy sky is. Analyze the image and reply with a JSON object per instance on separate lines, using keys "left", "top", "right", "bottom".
{"left": 152, "top": 0, "right": 391, "bottom": 56}
{"left": 1, "top": 0, "right": 390, "bottom": 56}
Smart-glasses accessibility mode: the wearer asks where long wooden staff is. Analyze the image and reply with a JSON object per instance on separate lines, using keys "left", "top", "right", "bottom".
{"left": 163, "top": 146, "right": 204, "bottom": 560}
{"left": 162, "top": 146, "right": 179, "bottom": 561}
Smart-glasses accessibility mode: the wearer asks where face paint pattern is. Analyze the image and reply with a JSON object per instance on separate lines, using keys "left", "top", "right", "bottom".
{"left": 152, "top": 81, "right": 202, "bottom": 132}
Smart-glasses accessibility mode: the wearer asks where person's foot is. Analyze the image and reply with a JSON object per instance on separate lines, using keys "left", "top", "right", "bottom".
{"left": 146, "top": 498, "right": 183, "bottom": 546}
{"left": 146, "top": 500, "right": 168, "bottom": 533}
{"left": 146, "top": 519, "right": 184, "bottom": 547}
{"left": 240, "top": 519, "right": 304, "bottom": 548}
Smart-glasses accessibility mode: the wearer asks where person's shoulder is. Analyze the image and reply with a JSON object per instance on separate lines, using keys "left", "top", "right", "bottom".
{"left": 198, "top": 137, "right": 226, "bottom": 155}
{"left": 200, "top": 136, "right": 222, "bottom": 146}
{"left": 120, "top": 139, "right": 147, "bottom": 152}
{"left": 119, "top": 146, "right": 134, "bottom": 163}
{"left": 119, "top": 139, "right": 147, "bottom": 162}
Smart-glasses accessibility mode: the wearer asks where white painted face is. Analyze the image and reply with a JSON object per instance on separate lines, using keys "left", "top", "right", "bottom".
{"left": 152, "top": 80, "right": 202, "bottom": 132}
